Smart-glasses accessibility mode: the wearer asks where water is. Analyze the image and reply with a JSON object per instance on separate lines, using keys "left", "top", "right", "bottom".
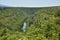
{"left": 22, "top": 22, "right": 26, "bottom": 32}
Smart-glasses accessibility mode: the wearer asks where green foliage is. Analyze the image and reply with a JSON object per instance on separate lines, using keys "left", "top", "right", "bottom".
{"left": 0, "top": 7, "right": 60, "bottom": 40}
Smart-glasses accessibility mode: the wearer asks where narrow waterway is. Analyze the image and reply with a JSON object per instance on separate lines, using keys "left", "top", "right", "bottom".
{"left": 22, "top": 22, "right": 26, "bottom": 32}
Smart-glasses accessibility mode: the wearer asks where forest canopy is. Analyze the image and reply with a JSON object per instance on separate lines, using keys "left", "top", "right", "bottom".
{"left": 0, "top": 7, "right": 60, "bottom": 40}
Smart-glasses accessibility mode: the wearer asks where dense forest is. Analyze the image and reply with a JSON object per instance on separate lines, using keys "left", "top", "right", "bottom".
{"left": 0, "top": 6, "right": 60, "bottom": 40}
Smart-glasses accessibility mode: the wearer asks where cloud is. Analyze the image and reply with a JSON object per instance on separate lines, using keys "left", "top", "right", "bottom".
{"left": 0, "top": 0, "right": 60, "bottom": 7}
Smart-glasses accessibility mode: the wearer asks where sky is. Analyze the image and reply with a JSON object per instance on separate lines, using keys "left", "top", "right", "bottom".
{"left": 0, "top": 0, "right": 60, "bottom": 7}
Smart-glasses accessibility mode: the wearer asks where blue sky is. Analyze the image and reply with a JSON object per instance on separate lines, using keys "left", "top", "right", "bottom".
{"left": 0, "top": 0, "right": 60, "bottom": 7}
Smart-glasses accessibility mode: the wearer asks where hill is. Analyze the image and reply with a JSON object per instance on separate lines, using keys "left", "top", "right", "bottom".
{"left": 0, "top": 6, "right": 60, "bottom": 40}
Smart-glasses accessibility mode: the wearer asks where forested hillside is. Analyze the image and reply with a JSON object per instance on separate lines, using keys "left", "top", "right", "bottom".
{"left": 0, "top": 7, "right": 60, "bottom": 40}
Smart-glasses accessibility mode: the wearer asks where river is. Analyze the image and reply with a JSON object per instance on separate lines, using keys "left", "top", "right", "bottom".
{"left": 22, "top": 22, "right": 26, "bottom": 32}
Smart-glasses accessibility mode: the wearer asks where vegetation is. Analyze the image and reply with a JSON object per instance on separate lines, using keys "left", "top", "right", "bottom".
{"left": 0, "top": 7, "right": 60, "bottom": 40}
